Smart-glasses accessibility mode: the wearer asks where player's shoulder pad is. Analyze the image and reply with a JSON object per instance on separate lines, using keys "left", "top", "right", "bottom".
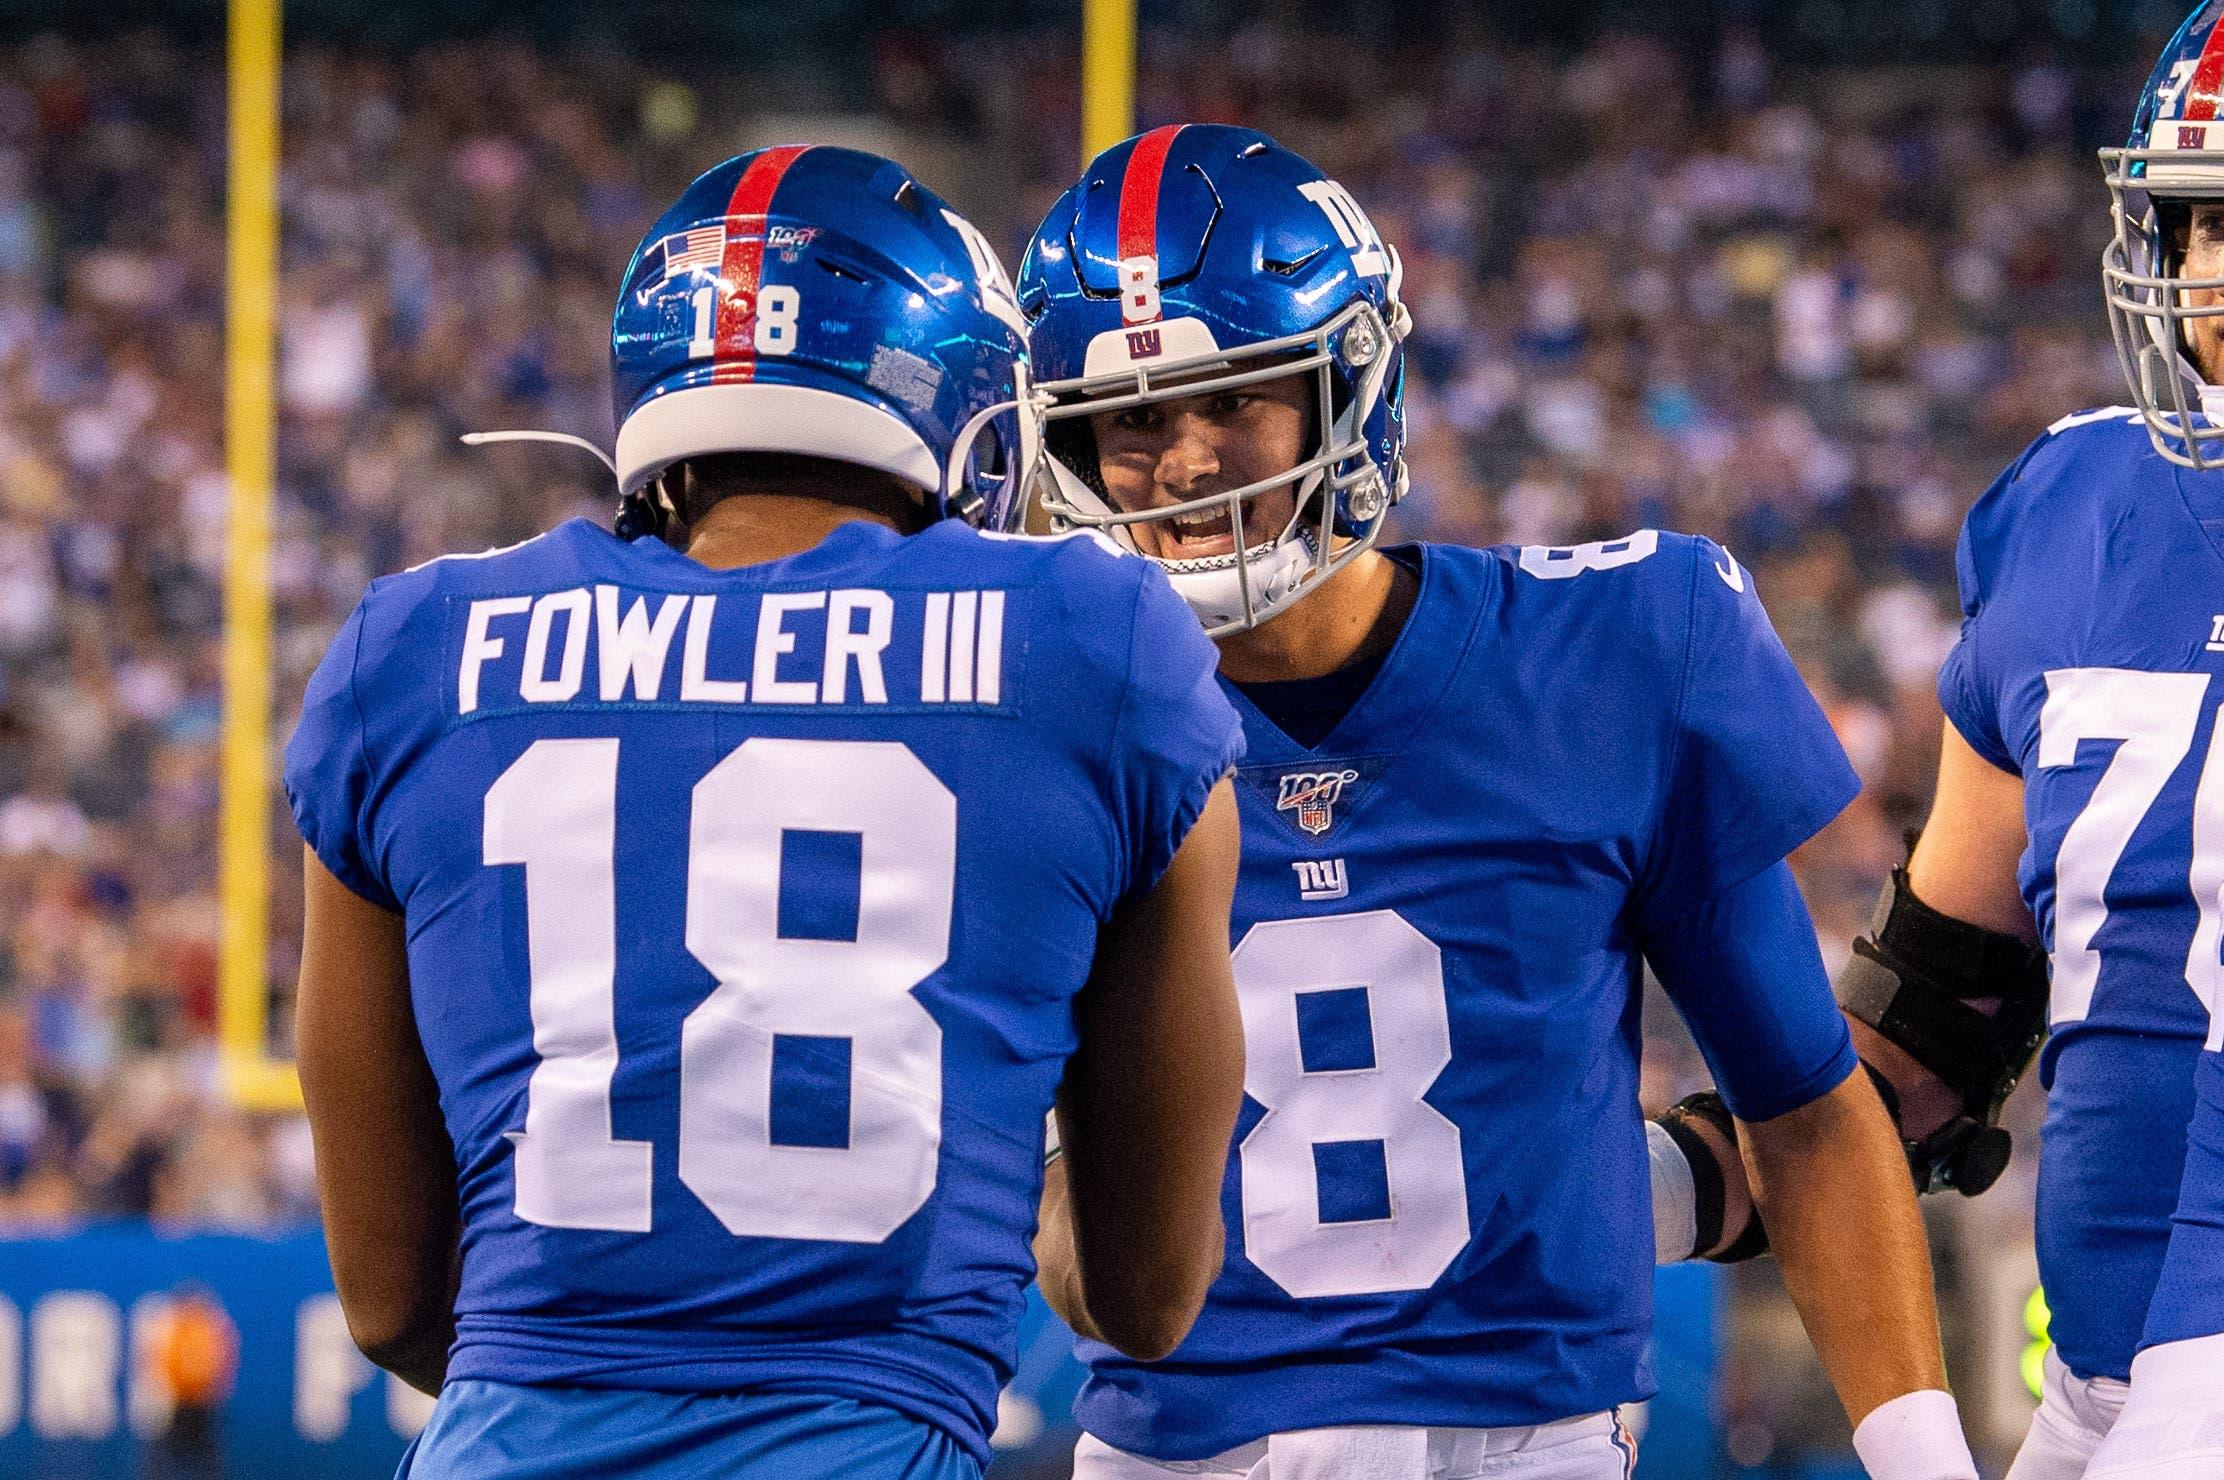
{"left": 1489, "top": 528, "right": 1745, "bottom": 689}
{"left": 347, "top": 522, "right": 591, "bottom": 687}
{"left": 373, "top": 520, "right": 584, "bottom": 605}
{"left": 969, "top": 523, "right": 1133, "bottom": 574}
{"left": 957, "top": 524, "right": 1209, "bottom": 702}
{"left": 2014, "top": 405, "right": 2150, "bottom": 489}
{"left": 1959, "top": 407, "right": 2148, "bottom": 610}
{"left": 967, "top": 524, "right": 1152, "bottom": 613}
{"left": 1497, "top": 526, "right": 1730, "bottom": 613}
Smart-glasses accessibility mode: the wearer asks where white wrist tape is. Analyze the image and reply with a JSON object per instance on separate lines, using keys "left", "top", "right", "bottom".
{"left": 1851, "top": 1389, "right": 1979, "bottom": 1480}
{"left": 1645, "top": 1118, "right": 1698, "bottom": 1264}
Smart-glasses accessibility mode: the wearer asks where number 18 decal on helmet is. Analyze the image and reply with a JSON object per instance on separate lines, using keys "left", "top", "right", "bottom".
{"left": 1019, "top": 125, "right": 1411, "bottom": 634}
{"left": 469, "top": 145, "right": 1041, "bottom": 540}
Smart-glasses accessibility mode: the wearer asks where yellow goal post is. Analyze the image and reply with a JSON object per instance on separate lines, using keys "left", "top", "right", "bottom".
{"left": 220, "top": 0, "right": 298, "bottom": 1113}
{"left": 1082, "top": 0, "right": 1137, "bottom": 161}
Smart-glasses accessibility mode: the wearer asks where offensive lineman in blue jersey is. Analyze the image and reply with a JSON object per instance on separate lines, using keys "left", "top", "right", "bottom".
{"left": 281, "top": 147, "right": 1252, "bottom": 1480}
{"left": 1017, "top": 125, "right": 1980, "bottom": 1480}
{"left": 1665, "top": 9, "right": 2224, "bottom": 1477}
{"left": 1652, "top": 9, "right": 2224, "bottom": 1476}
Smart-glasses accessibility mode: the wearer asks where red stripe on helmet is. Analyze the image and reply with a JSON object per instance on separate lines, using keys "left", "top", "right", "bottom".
{"left": 1116, "top": 125, "right": 1184, "bottom": 268}
{"left": 710, "top": 144, "right": 812, "bottom": 385}
{"left": 2186, "top": 22, "right": 2224, "bottom": 122}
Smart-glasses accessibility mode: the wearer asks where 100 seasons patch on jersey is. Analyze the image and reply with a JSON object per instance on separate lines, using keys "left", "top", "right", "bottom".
{"left": 1277, "top": 769, "right": 1359, "bottom": 835}
{"left": 1237, "top": 757, "right": 1391, "bottom": 841}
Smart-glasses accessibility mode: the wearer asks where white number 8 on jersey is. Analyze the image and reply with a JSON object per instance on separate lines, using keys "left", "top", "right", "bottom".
{"left": 1233, "top": 910, "right": 1470, "bottom": 1298}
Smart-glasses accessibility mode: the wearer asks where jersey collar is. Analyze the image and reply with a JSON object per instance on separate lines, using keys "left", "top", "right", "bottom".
{"left": 1219, "top": 542, "right": 1488, "bottom": 769}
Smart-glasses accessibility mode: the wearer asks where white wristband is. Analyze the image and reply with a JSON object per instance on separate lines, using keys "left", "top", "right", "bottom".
{"left": 1851, "top": 1389, "right": 1979, "bottom": 1480}
{"left": 1645, "top": 1118, "right": 1699, "bottom": 1264}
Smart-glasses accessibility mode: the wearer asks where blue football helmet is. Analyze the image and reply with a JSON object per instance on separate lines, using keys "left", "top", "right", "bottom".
{"left": 2105, "top": 1, "right": 2224, "bottom": 469}
{"left": 1018, "top": 125, "right": 1410, "bottom": 634}
{"left": 472, "top": 145, "right": 1039, "bottom": 536}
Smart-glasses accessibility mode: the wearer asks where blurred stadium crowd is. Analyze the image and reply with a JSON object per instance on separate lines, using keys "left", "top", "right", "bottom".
{"left": 0, "top": 19, "right": 2127, "bottom": 1254}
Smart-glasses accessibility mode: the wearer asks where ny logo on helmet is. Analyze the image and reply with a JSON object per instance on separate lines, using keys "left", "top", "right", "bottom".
{"left": 1276, "top": 769, "right": 1362, "bottom": 836}
{"left": 1125, "top": 328, "right": 1162, "bottom": 359}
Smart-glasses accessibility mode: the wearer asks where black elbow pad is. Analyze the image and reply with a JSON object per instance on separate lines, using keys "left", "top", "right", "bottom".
{"left": 1836, "top": 861, "right": 2048, "bottom": 1196}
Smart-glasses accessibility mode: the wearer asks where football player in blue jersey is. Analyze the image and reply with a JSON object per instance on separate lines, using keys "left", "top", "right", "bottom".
{"left": 1659, "top": 9, "right": 2224, "bottom": 1478}
{"left": 282, "top": 145, "right": 1252, "bottom": 1480}
{"left": 1017, "top": 124, "right": 1980, "bottom": 1480}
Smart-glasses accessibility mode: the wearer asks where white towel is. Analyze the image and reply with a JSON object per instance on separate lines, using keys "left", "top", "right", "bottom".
{"left": 1247, "top": 1426, "right": 1430, "bottom": 1480}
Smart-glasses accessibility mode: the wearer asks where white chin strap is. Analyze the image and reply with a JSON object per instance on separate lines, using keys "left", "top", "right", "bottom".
{"left": 1039, "top": 459, "right": 1322, "bottom": 634}
{"left": 1159, "top": 527, "right": 1320, "bottom": 634}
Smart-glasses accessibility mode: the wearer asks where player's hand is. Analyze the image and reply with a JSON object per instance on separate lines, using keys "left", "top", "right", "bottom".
{"left": 1850, "top": 1022, "right": 2014, "bottom": 1197}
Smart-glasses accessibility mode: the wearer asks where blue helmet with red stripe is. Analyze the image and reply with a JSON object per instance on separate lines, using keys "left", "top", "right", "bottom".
{"left": 2105, "top": 1, "right": 2224, "bottom": 469}
{"left": 1017, "top": 124, "right": 1409, "bottom": 634}
{"left": 607, "top": 145, "right": 1038, "bottom": 536}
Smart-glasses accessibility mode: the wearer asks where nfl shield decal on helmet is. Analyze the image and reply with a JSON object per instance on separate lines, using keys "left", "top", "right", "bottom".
{"left": 1276, "top": 768, "right": 1361, "bottom": 836}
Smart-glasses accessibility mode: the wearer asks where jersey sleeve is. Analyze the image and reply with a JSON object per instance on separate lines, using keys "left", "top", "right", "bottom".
{"left": 1104, "top": 564, "right": 1246, "bottom": 903}
{"left": 1644, "top": 860, "right": 1858, "bottom": 1122}
{"left": 1935, "top": 458, "right": 2024, "bottom": 775}
{"left": 282, "top": 596, "right": 402, "bottom": 912}
{"left": 1636, "top": 537, "right": 1860, "bottom": 926}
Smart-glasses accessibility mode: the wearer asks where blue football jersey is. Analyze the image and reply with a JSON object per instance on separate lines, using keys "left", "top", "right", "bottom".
{"left": 282, "top": 516, "right": 1242, "bottom": 1465}
{"left": 1075, "top": 533, "right": 1861, "bottom": 1460}
{"left": 1938, "top": 407, "right": 2224, "bottom": 1377}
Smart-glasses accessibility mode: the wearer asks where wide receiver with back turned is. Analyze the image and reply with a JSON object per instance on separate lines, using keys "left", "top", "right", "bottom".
{"left": 1018, "top": 123, "right": 1981, "bottom": 1480}
{"left": 281, "top": 146, "right": 1249, "bottom": 1480}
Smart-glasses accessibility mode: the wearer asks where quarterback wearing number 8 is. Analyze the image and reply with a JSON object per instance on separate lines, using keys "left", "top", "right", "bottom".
{"left": 283, "top": 147, "right": 1251, "bottom": 1480}
{"left": 1020, "top": 124, "right": 1981, "bottom": 1480}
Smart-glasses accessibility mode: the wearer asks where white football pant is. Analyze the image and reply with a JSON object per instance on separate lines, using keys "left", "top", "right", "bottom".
{"left": 2085, "top": 1333, "right": 2224, "bottom": 1479}
{"left": 1071, "top": 1411, "right": 1637, "bottom": 1480}
{"left": 2006, "top": 1349, "right": 2129, "bottom": 1480}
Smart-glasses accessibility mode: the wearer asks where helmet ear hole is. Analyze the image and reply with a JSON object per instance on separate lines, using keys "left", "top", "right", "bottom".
{"left": 2160, "top": 199, "right": 2194, "bottom": 273}
{"left": 974, "top": 419, "right": 1009, "bottom": 482}
{"left": 1044, "top": 419, "right": 1109, "bottom": 501}
{"left": 955, "top": 414, "right": 1013, "bottom": 529}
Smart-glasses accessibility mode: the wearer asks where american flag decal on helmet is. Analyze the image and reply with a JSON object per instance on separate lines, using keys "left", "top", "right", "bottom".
{"left": 1275, "top": 768, "right": 1361, "bottom": 837}
{"left": 629, "top": 225, "right": 726, "bottom": 305}
{"left": 662, "top": 226, "right": 726, "bottom": 278}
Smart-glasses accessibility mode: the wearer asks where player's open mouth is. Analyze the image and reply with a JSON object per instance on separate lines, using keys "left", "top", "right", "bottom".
{"left": 1159, "top": 500, "right": 1255, "bottom": 560}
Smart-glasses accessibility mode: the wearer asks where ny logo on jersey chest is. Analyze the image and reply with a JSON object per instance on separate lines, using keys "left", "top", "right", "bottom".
{"left": 1291, "top": 858, "right": 1349, "bottom": 901}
